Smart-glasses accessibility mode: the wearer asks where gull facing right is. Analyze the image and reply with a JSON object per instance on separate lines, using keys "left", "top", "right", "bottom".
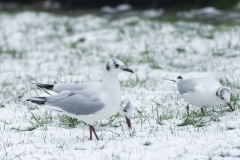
{"left": 25, "top": 58, "right": 134, "bottom": 140}
{"left": 164, "top": 76, "right": 234, "bottom": 116}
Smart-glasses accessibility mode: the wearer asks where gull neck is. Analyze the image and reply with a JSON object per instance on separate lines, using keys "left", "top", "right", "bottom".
{"left": 101, "top": 70, "right": 120, "bottom": 92}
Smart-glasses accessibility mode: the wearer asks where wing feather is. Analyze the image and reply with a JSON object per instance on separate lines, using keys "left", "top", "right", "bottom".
{"left": 45, "top": 88, "right": 105, "bottom": 115}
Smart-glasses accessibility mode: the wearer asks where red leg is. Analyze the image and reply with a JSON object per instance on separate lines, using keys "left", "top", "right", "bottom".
{"left": 89, "top": 125, "right": 93, "bottom": 140}
{"left": 91, "top": 125, "right": 99, "bottom": 140}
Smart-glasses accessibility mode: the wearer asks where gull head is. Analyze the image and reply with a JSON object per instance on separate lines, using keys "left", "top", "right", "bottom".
{"left": 216, "top": 87, "right": 234, "bottom": 111}
{"left": 177, "top": 76, "right": 183, "bottom": 81}
{"left": 119, "top": 99, "right": 133, "bottom": 129}
{"left": 105, "top": 58, "right": 134, "bottom": 75}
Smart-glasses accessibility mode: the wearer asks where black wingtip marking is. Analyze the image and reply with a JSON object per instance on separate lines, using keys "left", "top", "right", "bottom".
{"left": 35, "top": 83, "right": 54, "bottom": 95}
{"left": 27, "top": 99, "right": 45, "bottom": 105}
{"left": 36, "top": 83, "right": 54, "bottom": 90}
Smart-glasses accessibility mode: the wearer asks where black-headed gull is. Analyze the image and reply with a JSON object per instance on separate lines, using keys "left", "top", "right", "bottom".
{"left": 26, "top": 58, "right": 134, "bottom": 140}
{"left": 34, "top": 83, "right": 133, "bottom": 129}
{"left": 164, "top": 76, "right": 234, "bottom": 116}
{"left": 34, "top": 85, "right": 133, "bottom": 129}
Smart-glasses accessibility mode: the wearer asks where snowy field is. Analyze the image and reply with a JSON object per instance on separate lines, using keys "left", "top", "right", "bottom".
{"left": 0, "top": 11, "right": 240, "bottom": 159}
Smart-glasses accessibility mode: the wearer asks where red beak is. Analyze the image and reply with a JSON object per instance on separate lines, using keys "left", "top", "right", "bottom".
{"left": 122, "top": 68, "right": 134, "bottom": 73}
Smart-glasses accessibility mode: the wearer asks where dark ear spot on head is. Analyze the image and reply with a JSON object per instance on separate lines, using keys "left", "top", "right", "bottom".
{"left": 177, "top": 76, "right": 183, "bottom": 79}
{"left": 106, "top": 62, "right": 110, "bottom": 71}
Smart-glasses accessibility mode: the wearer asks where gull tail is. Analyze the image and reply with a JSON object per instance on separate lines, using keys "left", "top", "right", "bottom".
{"left": 24, "top": 96, "right": 63, "bottom": 113}
{"left": 25, "top": 96, "right": 47, "bottom": 105}
{"left": 33, "top": 83, "right": 54, "bottom": 95}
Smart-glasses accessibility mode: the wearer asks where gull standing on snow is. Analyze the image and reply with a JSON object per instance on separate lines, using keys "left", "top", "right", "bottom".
{"left": 34, "top": 82, "right": 134, "bottom": 129}
{"left": 164, "top": 76, "right": 234, "bottom": 116}
{"left": 25, "top": 59, "right": 134, "bottom": 140}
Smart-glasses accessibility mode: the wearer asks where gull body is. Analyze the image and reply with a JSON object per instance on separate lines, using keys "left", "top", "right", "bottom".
{"left": 175, "top": 76, "right": 233, "bottom": 115}
{"left": 35, "top": 82, "right": 133, "bottom": 129}
{"left": 26, "top": 58, "right": 134, "bottom": 140}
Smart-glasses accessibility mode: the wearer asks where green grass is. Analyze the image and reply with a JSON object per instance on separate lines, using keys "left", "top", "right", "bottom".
{"left": 57, "top": 115, "right": 82, "bottom": 128}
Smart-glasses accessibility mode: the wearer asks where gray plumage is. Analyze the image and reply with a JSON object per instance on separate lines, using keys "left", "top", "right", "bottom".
{"left": 177, "top": 78, "right": 199, "bottom": 95}
{"left": 177, "top": 78, "right": 221, "bottom": 95}
{"left": 44, "top": 89, "right": 105, "bottom": 115}
{"left": 52, "top": 82, "right": 100, "bottom": 93}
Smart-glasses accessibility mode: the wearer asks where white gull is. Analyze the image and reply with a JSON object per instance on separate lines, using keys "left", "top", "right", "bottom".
{"left": 26, "top": 58, "right": 134, "bottom": 140}
{"left": 163, "top": 76, "right": 234, "bottom": 116}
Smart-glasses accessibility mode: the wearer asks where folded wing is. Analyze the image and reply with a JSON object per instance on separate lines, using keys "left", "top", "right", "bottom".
{"left": 53, "top": 82, "right": 100, "bottom": 93}
{"left": 45, "top": 88, "right": 105, "bottom": 115}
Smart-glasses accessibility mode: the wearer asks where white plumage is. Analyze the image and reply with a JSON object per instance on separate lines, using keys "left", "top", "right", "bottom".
{"left": 26, "top": 58, "right": 134, "bottom": 140}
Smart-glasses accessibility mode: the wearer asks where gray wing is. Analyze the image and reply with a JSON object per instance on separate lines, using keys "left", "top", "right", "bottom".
{"left": 53, "top": 82, "right": 100, "bottom": 93}
{"left": 177, "top": 78, "right": 199, "bottom": 95}
{"left": 177, "top": 77, "right": 220, "bottom": 95}
{"left": 45, "top": 88, "right": 105, "bottom": 115}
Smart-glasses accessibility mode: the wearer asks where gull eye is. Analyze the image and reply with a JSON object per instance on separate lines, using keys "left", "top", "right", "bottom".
{"left": 115, "top": 64, "right": 119, "bottom": 68}
{"left": 220, "top": 97, "right": 224, "bottom": 100}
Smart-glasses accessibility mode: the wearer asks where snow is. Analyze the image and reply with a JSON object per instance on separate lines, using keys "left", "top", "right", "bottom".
{"left": 100, "top": 6, "right": 116, "bottom": 14}
{"left": 143, "top": 9, "right": 164, "bottom": 19}
{"left": 100, "top": 3, "right": 132, "bottom": 14}
{"left": 43, "top": 1, "right": 52, "bottom": 9}
{"left": 0, "top": 11, "right": 240, "bottom": 159}
{"left": 43, "top": 0, "right": 61, "bottom": 9}
{"left": 234, "top": 2, "right": 240, "bottom": 11}
{"left": 177, "top": 6, "right": 240, "bottom": 22}
{"left": 116, "top": 4, "right": 132, "bottom": 12}
{"left": 177, "top": 7, "right": 224, "bottom": 19}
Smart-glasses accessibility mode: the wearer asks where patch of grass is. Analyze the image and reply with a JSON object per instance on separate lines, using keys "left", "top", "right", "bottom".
{"left": 234, "top": 146, "right": 240, "bottom": 150}
{"left": 11, "top": 126, "right": 37, "bottom": 132}
{"left": 28, "top": 111, "right": 53, "bottom": 130}
{"left": 126, "top": 20, "right": 139, "bottom": 27}
{"left": 143, "top": 141, "right": 151, "bottom": 146}
{"left": 219, "top": 77, "right": 240, "bottom": 90}
{"left": 230, "top": 93, "right": 240, "bottom": 109}
{"left": 0, "top": 49, "right": 24, "bottom": 59}
{"left": 153, "top": 101, "right": 174, "bottom": 125}
{"left": 177, "top": 117, "right": 206, "bottom": 127}
{"left": 120, "top": 74, "right": 157, "bottom": 89}
{"left": 106, "top": 113, "right": 123, "bottom": 127}
{"left": 176, "top": 47, "right": 186, "bottom": 53}
{"left": 212, "top": 52, "right": 225, "bottom": 57}
{"left": 64, "top": 21, "right": 74, "bottom": 35}
{"left": 226, "top": 127, "right": 235, "bottom": 130}
{"left": 57, "top": 115, "right": 81, "bottom": 128}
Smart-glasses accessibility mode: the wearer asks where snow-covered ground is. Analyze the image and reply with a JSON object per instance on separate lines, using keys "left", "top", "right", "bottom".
{"left": 177, "top": 7, "right": 240, "bottom": 23}
{"left": 0, "top": 11, "right": 240, "bottom": 159}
